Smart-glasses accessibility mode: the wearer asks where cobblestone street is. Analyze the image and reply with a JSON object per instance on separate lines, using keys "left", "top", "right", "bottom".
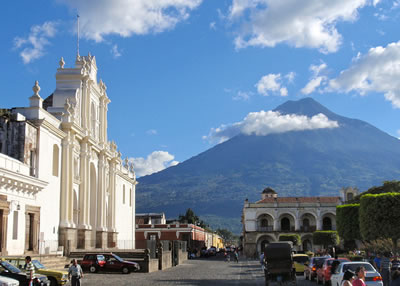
{"left": 82, "top": 254, "right": 315, "bottom": 286}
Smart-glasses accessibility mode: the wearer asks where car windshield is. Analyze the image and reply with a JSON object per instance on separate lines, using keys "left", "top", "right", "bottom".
{"left": 343, "top": 264, "right": 375, "bottom": 272}
{"left": 112, "top": 254, "right": 124, "bottom": 262}
{"left": 314, "top": 258, "right": 327, "bottom": 265}
{"left": 32, "top": 260, "right": 46, "bottom": 269}
{"left": 97, "top": 255, "right": 105, "bottom": 261}
{"left": 294, "top": 256, "right": 309, "bottom": 263}
{"left": 0, "top": 261, "right": 21, "bottom": 273}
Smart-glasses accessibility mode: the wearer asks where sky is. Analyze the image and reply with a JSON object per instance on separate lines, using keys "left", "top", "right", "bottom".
{"left": 1, "top": 0, "right": 400, "bottom": 177}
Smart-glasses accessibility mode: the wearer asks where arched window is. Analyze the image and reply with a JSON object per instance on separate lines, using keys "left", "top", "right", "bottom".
{"left": 91, "top": 103, "right": 96, "bottom": 138}
{"left": 322, "top": 217, "right": 332, "bottom": 230}
{"left": 123, "top": 185, "right": 125, "bottom": 204}
{"left": 52, "top": 145, "right": 59, "bottom": 177}
{"left": 261, "top": 219, "right": 268, "bottom": 227}
{"left": 347, "top": 193, "right": 354, "bottom": 201}
{"left": 281, "top": 217, "right": 290, "bottom": 231}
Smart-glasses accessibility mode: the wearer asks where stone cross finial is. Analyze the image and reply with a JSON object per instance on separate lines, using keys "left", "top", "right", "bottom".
{"left": 32, "top": 81, "right": 40, "bottom": 97}
{"left": 59, "top": 57, "right": 65, "bottom": 69}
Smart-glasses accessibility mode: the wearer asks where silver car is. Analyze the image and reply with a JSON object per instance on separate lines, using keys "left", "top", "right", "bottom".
{"left": 331, "top": 261, "right": 383, "bottom": 286}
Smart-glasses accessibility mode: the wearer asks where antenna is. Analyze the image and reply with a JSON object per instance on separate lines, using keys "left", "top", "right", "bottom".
{"left": 77, "top": 14, "right": 80, "bottom": 57}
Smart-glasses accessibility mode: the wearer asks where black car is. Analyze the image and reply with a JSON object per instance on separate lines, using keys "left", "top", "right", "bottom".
{"left": 0, "top": 260, "right": 50, "bottom": 286}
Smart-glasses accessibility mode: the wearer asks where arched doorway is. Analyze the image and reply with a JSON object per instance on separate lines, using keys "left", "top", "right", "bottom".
{"left": 281, "top": 217, "right": 290, "bottom": 231}
{"left": 322, "top": 217, "right": 332, "bottom": 230}
{"left": 257, "top": 235, "right": 275, "bottom": 257}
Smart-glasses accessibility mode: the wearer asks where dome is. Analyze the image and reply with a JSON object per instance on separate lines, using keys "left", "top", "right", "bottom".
{"left": 262, "top": 187, "right": 276, "bottom": 194}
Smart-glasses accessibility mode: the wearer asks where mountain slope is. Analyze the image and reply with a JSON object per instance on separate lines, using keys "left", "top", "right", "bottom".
{"left": 136, "top": 98, "right": 400, "bottom": 233}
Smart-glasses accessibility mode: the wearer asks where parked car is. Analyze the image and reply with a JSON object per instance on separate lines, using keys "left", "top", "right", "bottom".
{"left": 304, "top": 256, "right": 330, "bottom": 281}
{"left": 80, "top": 254, "right": 106, "bottom": 273}
{"left": 316, "top": 258, "right": 350, "bottom": 285}
{"left": 0, "top": 276, "right": 19, "bottom": 286}
{"left": 207, "top": 247, "right": 217, "bottom": 256}
{"left": 102, "top": 253, "right": 140, "bottom": 274}
{"left": 293, "top": 254, "right": 309, "bottom": 275}
{"left": 330, "top": 261, "right": 382, "bottom": 286}
{"left": 3, "top": 258, "right": 68, "bottom": 286}
{"left": 0, "top": 260, "right": 49, "bottom": 286}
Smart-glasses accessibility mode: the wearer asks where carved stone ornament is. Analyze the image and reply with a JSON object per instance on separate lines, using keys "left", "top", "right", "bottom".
{"left": 59, "top": 57, "right": 65, "bottom": 69}
{"left": 32, "top": 81, "right": 41, "bottom": 97}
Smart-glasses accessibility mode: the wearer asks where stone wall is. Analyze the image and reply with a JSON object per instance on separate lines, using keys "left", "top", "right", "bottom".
{"left": 160, "top": 250, "right": 172, "bottom": 270}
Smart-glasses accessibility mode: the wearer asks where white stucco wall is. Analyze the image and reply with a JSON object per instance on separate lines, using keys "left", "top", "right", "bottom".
{"left": 115, "top": 173, "right": 135, "bottom": 249}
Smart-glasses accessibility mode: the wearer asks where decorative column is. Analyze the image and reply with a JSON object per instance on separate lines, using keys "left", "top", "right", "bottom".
{"left": 96, "top": 151, "right": 107, "bottom": 248}
{"left": 273, "top": 218, "right": 279, "bottom": 231}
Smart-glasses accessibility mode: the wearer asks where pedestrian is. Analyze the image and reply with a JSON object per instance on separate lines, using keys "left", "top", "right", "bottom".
{"left": 352, "top": 266, "right": 366, "bottom": 286}
{"left": 341, "top": 270, "right": 356, "bottom": 286}
{"left": 391, "top": 270, "right": 400, "bottom": 286}
{"left": 234, "top": 250, "right": 239, "bottom": 263}
{"left": 374, "top": 254, "right": 382, "bottom": 271}
{"left": 381, "top": 252, "right": 392, "bottom": 286}
{"left": 392, "top": 255, "right": 400, "bottom": 272}
{"left": 69, "top": 258, "right": 84, "bottom": 286}
{"left": 260, "top": 252, "right": 265, "bottom": 270}
{"left": 25, "top": 256, "right": 35, "bottom": 286}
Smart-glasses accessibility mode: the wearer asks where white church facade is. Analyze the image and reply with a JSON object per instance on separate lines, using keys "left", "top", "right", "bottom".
{"left": 0, "top": 54, "right": 136, "bottom": 255}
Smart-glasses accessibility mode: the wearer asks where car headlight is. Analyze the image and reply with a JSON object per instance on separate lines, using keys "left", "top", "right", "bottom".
{"left": 62, "top": 274, "right": 68, "bottom": 280}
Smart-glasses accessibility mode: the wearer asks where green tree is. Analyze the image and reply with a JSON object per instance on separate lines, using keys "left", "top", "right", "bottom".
{"left": 312, "top": 231, "right": 340, "bottom": 249}
{"left": 178, "top": 208, "right": 206, "bottom": 228}
{"left": 216, "top": 228, "right": 239, "bottom": 245}
{"left": 279, "top": 234, "right": 301, "bottom": 246}
{"left": 351, "top": 181, "right": 400, "bottom": 203}
{"left": 359, "top": 193, "right": 400, "bottom": 241}
{"left": 336, "top": 204, "right": 361, "bottom": 242}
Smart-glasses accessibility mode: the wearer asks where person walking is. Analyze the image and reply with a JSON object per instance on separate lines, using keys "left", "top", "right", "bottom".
{"left": 381, "top": 253, "right": 392, "bottom": 286}
{"left": 69, "top": 259, "right": 84, "bottom": 286}
{"left": 352, "top": 266, "right": 366, "bottom": 286}
{"left": 374, "top": 254, "right": 382, "bottom": 271}
{"left": 391, "top": 270, "right": 400, "bottom": 286}
{"left": 341, "top": 270, "right": 356, "bottom": 286}
{"left": 234, "top": 250, "right": 239, "bottom": 263}
{"left": 25, "top": 256, "right": 35, "bottom": 286}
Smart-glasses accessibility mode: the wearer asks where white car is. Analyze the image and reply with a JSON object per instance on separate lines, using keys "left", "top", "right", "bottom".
{"left": 331, "top": 261, "right": 383, "bottom": 286}
{"left": 0, "top": 276, "right": 19, "bottom": 286}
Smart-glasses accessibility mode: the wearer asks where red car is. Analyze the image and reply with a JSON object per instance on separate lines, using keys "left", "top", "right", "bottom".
{"left": 80, "top": 254, "right": 106, "bottom": 273}
{"left": 317, "top": 258, "right": 350, "bottom": 285}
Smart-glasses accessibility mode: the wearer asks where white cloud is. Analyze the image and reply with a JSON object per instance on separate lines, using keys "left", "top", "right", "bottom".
{"left": 130, "top": 151, "right": 179, "bottom": 177}
{"left": 329, "top": 41, "right": 400, "bottom": 108}
{"left": 255, "top": 73, "right": 288, "bottom": 96}
{"left": 301, "top": 77, "right": 325, "bottom": 95}
{"left": 203, "top": 110, "right": 339, "bottom": 144}
{"left": 233, "top": 90, "right": 253, "bottom": 101}
{"left": 228, "top": 0, "right": 375, "bottom": 53}
{"left": 285, "top": 72, "right": 296, "bottom": 83}
{"left": 301, "top": 62, "right": 328, "bottom": 94}
{"left": 146, "top": 129, "right": 158, "bottom": 135}
{"left": 209, "top": 21, "right": 216, "bottom": 30}
{"left": 111, "top": 44, "right": 122, "bottom": 58}
{"left": 60, "top": 0, "right": 202, "bottom": 42}
{"left": 14, "top": 21, "right": 58, "bottom": 64}
{"left": 397, "top": 129, "right": 400, "bottom": 139}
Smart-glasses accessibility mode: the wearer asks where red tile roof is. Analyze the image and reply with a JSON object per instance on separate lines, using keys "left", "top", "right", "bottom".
{"left": 256, "top": 196, "right": 340, "bottom": 204}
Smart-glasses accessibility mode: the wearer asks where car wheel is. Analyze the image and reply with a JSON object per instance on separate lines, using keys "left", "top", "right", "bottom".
{"left": 122, "top": 267, "right": 130, "bottom": 274}
{"left": 89, "top": 265, "right": 98, "bottom": 273}
{"left": 49, "top": 277, "right": 58, "bottom": 286}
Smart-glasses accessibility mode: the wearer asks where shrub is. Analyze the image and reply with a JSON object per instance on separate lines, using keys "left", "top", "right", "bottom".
{"left": 359, "top": 193, "right": 400, "bottom": 241}
{"left": 336, "top": 204, "right": 361, "bottom": 241}
{"left": 313, "top": 231, "right": 340, "bottom": 248}
{"left": 279, "top": 234, "right": 301, "bottom": 246}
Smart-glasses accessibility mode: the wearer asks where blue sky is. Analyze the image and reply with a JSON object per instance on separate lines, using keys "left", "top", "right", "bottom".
{"left": 1, "top": 0, "right": 400, "bottom": 176}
